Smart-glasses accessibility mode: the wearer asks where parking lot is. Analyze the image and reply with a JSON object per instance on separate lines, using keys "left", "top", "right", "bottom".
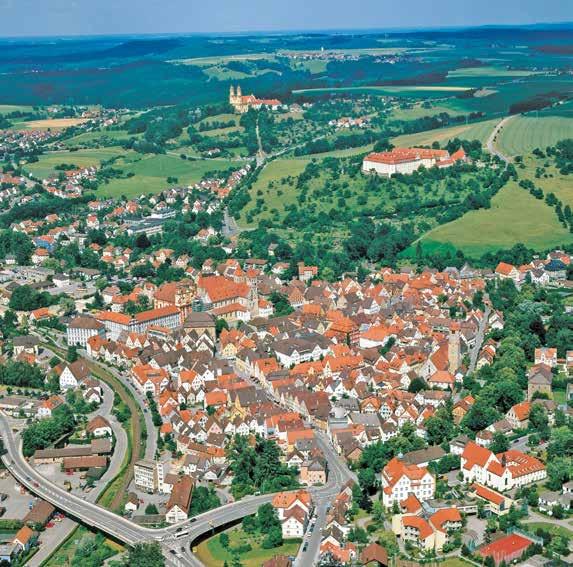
{"left": 0, "top": 471, "right": 37, "bottom": 520}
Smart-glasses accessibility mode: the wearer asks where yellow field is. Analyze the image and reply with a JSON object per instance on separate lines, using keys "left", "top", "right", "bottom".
{"left": 20, "top": 118, "right": 88, "bottom": 130}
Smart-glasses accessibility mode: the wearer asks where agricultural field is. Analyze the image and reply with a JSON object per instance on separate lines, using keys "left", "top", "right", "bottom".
{"left": 413, "top": 180, "right": 573, "bottom": 257}
{"left": 10, "top": 117, "right": 89, "bottom": 131}
{"left": 195, "top": 526, "right": 300, "bottom": 567}
{"left": 293, "top": 85, "right": 473, "bottom": 98}
{"left": 446, "top": 66, "right": 542, "bottom": 79}
{"left": 391, "top": 118, "right": 498, "bottom": 148}
{"left": 496, "top": 115, "right": 573, "bottom": 157}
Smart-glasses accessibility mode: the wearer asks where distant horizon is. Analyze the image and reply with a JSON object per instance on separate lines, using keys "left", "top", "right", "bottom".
{"left": 0, "top": 0, "right": 571, "bottom": 39}
{"left": 0, "top": 19, "right": 572, "bottom": 41}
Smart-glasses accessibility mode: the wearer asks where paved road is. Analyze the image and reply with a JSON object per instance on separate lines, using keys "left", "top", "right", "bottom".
{"left": 23, "top": 361, "right": 131, "bottom": 566}
{"left": 486, "top": 116, "right": 515, "bottom": 163}
{"left": 468, "top": 305, "right": 491, "bottom": 375}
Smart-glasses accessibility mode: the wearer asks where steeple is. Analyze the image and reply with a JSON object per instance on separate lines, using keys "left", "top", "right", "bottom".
{"left": 237, "top": 84, "right": 242, "bottom": 98}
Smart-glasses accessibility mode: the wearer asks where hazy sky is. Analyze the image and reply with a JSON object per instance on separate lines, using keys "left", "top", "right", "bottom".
{"left": 0, "top": 0, "right": 571, "bottom": 37}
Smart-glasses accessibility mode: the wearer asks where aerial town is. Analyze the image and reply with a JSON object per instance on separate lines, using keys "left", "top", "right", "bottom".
{"left": 0, "top": 5, "right": 572, "bottom": 567}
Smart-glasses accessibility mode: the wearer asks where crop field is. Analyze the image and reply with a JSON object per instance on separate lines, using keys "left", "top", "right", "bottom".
{"left": 23, "top": 148, "right": 125, "bottom": 179}
{"left": 15, "top": 117, "right": 89, "bottom": 130}
{"left": 172, "top": 53, "right": 275, "bottom": 66}
{"left": 413, "top": 180, "right": 572, "bottom": 257}
{"left": 447, "top": 66, "right": 542, "bottom": 78}
{"left": 392, "top": 118, "right": 497, "bottom": 147}
{"left": 292, "top": 85, "right": 472, "bottom": 98}
{"left": 496, "top": 115, "right": 573, "bottom": 157}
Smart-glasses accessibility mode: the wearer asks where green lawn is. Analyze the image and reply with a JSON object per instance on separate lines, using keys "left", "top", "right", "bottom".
{"left": 392, "top": 118, "right": 498, "bottom": 148}
{"left": 497, "top": 116, "right": 573, "bottom": 157}
{"left": 195, "top": 527, "right": 300, "bottom": 567}
{"left": 414, "top": 180, "right": 573, "bottom": 257}
{"left": 525, "top": 522, "right": 573, "bottom": 539}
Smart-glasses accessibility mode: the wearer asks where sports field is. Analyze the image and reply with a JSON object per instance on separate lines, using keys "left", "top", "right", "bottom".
{"left": 496, "top": 115, "right": 573, "bottom": 157}
{"left": 413, "top": 180, "right": 572, "bottom": 257}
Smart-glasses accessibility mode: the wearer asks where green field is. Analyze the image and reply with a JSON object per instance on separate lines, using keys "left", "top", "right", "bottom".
{"left": 97, "top": 154, "right": 237, "bottom": 198}
{"left": 195, "top": 527, "right": 300, "bottom": 567}
{"left": 388, "top": 102, "right": 466, "bottom": 122}
{"left": 496, "top": 115, "right": 573, "bottom": 157}
{"left": 0, "top": 104, "right": 34, "bottom": 115}
{"left": 62, "top": 129, "right": 143, "bottom": 148}
{"left": 392, "top": 118, "right": 497, "bottom": 147}
{"left": 414, "top": 180, "right": 573, "bottom": 257}
{"left": 23, "top": 149, "right": 237, "bottom": 198}
{"left": 242, "top": 158, "right": 310, "bottom": 225}
{"left": 24, "top": 148, "right": 124, "bottom": 179}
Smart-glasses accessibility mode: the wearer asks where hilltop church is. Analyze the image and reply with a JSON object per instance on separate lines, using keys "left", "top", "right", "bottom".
{"left": 229, "top": 85, "right": 282, "bottom": 114}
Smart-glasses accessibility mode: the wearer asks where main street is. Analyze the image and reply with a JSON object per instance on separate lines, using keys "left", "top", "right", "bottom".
{"left": 23, "top": 332, "right": 358, "bottom": 566}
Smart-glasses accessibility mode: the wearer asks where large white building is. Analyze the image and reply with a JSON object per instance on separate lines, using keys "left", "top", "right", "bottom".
{"left": 461, "top": 441, "right": 546, "bottom": 491}
{"left": 381, "top": 457, "right": 436, "bottom": 507}
{"left": 362, "top": 147, "right": 467, "bottom": 177}
{"left": 96, "top": 306, "right": 181, "bottom": 341}
{"left": 67, "top": 315, "right": 105, "bottom": 347}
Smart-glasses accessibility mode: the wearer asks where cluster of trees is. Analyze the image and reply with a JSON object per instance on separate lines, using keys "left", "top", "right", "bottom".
{"left": 69, "top": 532, "right": 117, "bottom": 567}
{"left": 189, "top": 486, "right": 221, "bottom": 517}
{"left": 0, "top": 361, "right": 44, "bottom": 389}
{"left": 548, "top": 138, "right": 573, "bottom": 175}
{"left": 226, "top": 435, "right": 299, "bottom": 499}
{"left": 241, "top": 503, "right": 284, "bottom": 548}
{"left": 145, "top": 392, "right": 163, "bottom": 427}
{"left": 9, "top": 285, "right": 60, "bottom": 312}
{"left": 22, "top": 404, "right": 75, "bottom": 457}
{"left": 0, "top": 229, "right": 34, "bottom": 264}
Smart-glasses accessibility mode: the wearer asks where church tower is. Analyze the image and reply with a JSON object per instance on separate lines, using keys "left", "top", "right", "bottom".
{"left": 448, "top": 322, "right": 461, "bottom": 373}
{"left": 229, "top": 85, "right": 235, "bottom": 105}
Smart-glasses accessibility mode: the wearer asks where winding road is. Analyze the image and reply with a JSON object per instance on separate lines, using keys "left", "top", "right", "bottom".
{"left": 486, "top": 115, "right": 515, "bottom": 163}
